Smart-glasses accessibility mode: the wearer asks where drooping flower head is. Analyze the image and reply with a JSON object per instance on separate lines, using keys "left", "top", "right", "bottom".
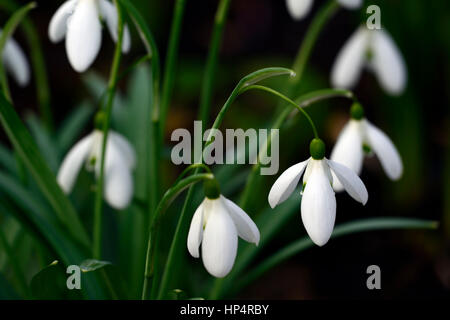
{"left": 49, "top": 0, "right": 131, "bottom": 72}
{"left": 187, "top": 178, "right": 260, "bottom": 278}
{"left": 330, "top": 103, "right": 403, "bottom": 191}
{"left": 268, "top": 138, "right": 368, "bottom": 246}
{"left": 286, "top": 0, "right": 362, "bottom": 20}
{"left": 0, "top": 29, "right": 30, "bottom": 87}
{"left": 57, "top": 124, "right": 136, "bottom": 210}
{"left": 331, "top": 26, "right": 407, "bottom": 95}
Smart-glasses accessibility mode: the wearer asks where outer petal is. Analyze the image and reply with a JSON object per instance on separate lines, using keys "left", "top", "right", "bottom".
{"left": 66, "top": 0, "right": 102, "bottom": 72}
{"left": 286, "top": 0, "right": 313, "bottom": 20}
{"left": 337, "top": 0, "right": 362, "bottom": 9}
{"left": 2, "top": 37, "right": 30, "bottom": 86}
{"left": 99, "top": 0, "right": 131, "bottom": 53}
{"left": 331, "top": 27, "right": 369, "bottom": 89}
{"left": 57, "top": 133, "right": 93, "bottom": 193}
{"left": 301, "top": 160, "right": 336, "bottom": 246}
{"left": 222, "top": 196, "right": 260, "bottom": 245}
{"left": 268, "top": 159, "right": 309, "bottom": 208}
{"left": 201, "top": 199, "right": 238, "bottom": 278}
{"left": 110, "top": 131, "right": 136, "bottom": 169}
{"left": 103, "top": 138, "right": 134, "bottom": 209}
{"left": 187, "top": 201, "right": 205, "bottom": 258}
{"left": 371, "top": 29, "right": 407, "bottom": 95}
{"left": 327, "top": 159, "right": 368, "bottom": 205}
{"left": 48, "top": 0, "right": 77, "bottom": 43}
{"left": 365, "top": 120, "right": 403, "bottom": 180}
{"left": 330, "top": 120, "right": 364, "bottom": 191}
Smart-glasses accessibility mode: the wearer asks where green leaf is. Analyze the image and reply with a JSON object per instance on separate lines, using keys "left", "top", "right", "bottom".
{"left": 0, "top": 93, "right": 90, "bottom": 247}
{"left": 79, "top": 259, "right": 112, "bottom": 273}
{"left": 30, "top": 260, "right": 82, "bottom": 300}
{"left": 0, "top": 271, "right": 19, "bottom": 299}
{"left": 238, "top": 67, "right": 295, "bottom": 90}
{"left": 231, "top": 218, "right": 439, "bottom": 296}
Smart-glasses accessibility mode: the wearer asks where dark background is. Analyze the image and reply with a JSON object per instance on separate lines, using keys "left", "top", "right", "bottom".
{"left": 2, "top": 0, "right": 449, "bottom": 299}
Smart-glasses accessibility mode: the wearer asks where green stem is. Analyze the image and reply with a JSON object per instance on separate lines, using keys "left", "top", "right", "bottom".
{"left": 229, "top": 218, "right": 438, "bottom": 297}
{"left": 141, "top": 173, "right": 214, "bottom": 300}
{"left": 160, "top": 0, "right": 187, "bottom": 137}
{"left": 289, "top": 0, "right": 339, "bottom": 91}
{"left": 92, "top": 0, "right": 124, "bottom": 259}
{"left": 198, "top": 0, "right": 231, "bottom": 124}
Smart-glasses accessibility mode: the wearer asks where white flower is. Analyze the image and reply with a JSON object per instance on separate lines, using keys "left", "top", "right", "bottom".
{"left": 48, "top": 0, "right": 131, "bottom": 72}
{"left": 268, "top": 157, "right": 368, "bottom": 246}
{"left": 0, "top": 29, "right": 30, "bottom": 87}
{"left": 330, "top": 118, "right": 403, "bottom": 191}
{"left": 187, "top": 195, "right": 260, "bottom": 278}
{"left": 57, "top": 129, "right": 136, "bottom": 210}
{"left": 286, "top": 0, "right": 361, "bottom": 20}
{"left": 331, "top": 26, "right": 407, "bottom": 95}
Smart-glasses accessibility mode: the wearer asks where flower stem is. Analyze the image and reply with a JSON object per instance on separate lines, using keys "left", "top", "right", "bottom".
{"left": 160, "top": 0, "right": 187, "bottom": 137}
{"left": 92, "top": 0, "right": 124, "bottom": 259}
{"left": 198, "top": 0, "right": 232, "bottom": 124}
{"left": 141, "top": 173, "right": 214, "bottom": 299}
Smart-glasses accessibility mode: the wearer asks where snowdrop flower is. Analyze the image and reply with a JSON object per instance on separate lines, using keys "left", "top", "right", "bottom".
{"left": 286, "top": 0, "right": 361, "bottom": 20}
{"left": 330, "top": 103, "right": 403, "bottom": 191}
{"left": 187, "top": 179, "right": 260, "bottom": 278}
{"left": 48, "top": 0, "right": 131, "bottom": 72}
{"left": 331, "top": 26, "right": 407, "bottom": 95}
{"left": 0, "top": 29, "right": 30, "bottom": 86}
{"left": 57, "top": 128, "right": 136, "bottom": 210}
{"left": 268, "top": 138, "right": 368, "bottom": 246}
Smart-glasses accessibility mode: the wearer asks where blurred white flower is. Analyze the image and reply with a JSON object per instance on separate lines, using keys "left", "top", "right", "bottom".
{"left": 286, "top": 0, "right": 361, "bottom": 20}
{"left": 48, "top": 0, "right": 131, "bottom": 72}
{"left": 57, "top": 130, "right": 136, "bottom": 210}
{"left": 331, "top": 118, "right": 403, "bottom": 191}
{"left": 269, "top": 154, "right": 368, "bottom": 246}
{"left": 331, "top": 26, "right": 407, "bottom": 95}
{"left": 187, "top": 195, "right": 260, "bottom": 278}
{"left": 0, "top": 29, "right": 30, "bottom": 87}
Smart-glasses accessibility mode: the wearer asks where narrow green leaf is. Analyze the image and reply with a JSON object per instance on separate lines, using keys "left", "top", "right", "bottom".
{"left": 0, "top": 93, "right": 90, "bottom": 247}
{"left": 79, "top": 259, "right": 112, "bottom": 273}
{"left": 238, "top": 67, "right": 295, "bottom": 90}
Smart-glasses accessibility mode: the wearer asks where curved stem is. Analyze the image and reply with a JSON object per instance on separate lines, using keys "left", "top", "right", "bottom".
{"left": 93, "top": 0, "right": 124, "bottom": 259}
{"left": 198, "top": 0, "right": 232, "bottom": 124}
{"left": 242, "top": 85, "right": 319, "bottom": 138}
{"left": 160, "top": 0, "right": 187, "bottom": 136}
{"left": 141, "top": 173, "right": 214, "bottom": 300}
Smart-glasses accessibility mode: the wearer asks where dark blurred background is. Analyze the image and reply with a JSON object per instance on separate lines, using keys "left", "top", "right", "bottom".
{"left": 2, "top": 0, "right": 449, "bottom": 298}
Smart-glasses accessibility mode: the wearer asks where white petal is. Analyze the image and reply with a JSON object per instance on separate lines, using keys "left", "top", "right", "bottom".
{"left": 365, "top": 120, "right": 403, "bottom": 180}
{"left": 48, "top": 0, "right": 77, "bottom": 43}
{"left": 110, "top": 131, "right": 136, "bottom": 169}
{"left": 286, "top": 0, "right": 313, "bottom": 20}
{"left": 99, "top": 0, "right": 131, "bottom": 53}
{"left": 222, "top": 196, "right": 260, "bottom": 245}
{"left": 337, "top": 0, "right": 362, "bottom": 9}
{"left": 301, "top": 160, "right": 336, "bottom": 246}
{"left": 2, "top": 37, "right": 30, "bottom": 86}
{"left": 327, "top": 159, "right": 368, "bottom": 205}
{"left": 268, "top": 159, "right": 309, "bottom": 208}
{"left": 187, "top": 201, "right": 205, "bottom": 258}
{"left": 201, "top": 199, "right": 238, "bottom": 278}
{"left": 371, "top": 29, "right": 407, "bottom": 95}
{"left": 57, "top": 133, "right": 94, "bottom": 193}
{"left": 103, "top": 157, "right": 133, "bottom": 210}
{"left": 330, "top": 120, "right": 364, "bottom": 191}
{"left": 66, "top": 0, "right": 102, "bottom": 72}
{"left": 331, "top": 27, "right": 369, "bottom": 89}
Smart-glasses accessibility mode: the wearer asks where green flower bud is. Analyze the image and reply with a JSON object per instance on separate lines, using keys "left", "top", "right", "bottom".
{"left": 94, "top": 111, "right": 107, "bottom": 129}
{"left": 203, "top": 178, "right": 221, "bottom": 200}
{"left": 310, "top": 138, "right": 326, "bottom": 160}
{"left": 350, "top": 102, "right": 365, "bottom": 120}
